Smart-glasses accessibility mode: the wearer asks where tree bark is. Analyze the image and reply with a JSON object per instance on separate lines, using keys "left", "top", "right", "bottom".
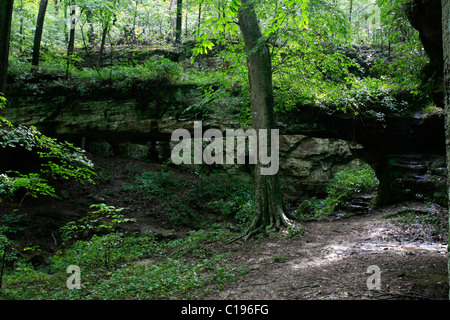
{"left": 97, "top": 25, "right": 108, "bottom": 68}
{"left": 66, "top": 6, "right": 76, "bottom": 78}
{"left": 86, "top": 10, "right": 95, "bottom": 44}
{"left": 440, "top": 0, "right": 450, "bottom": 300}
{"left": 132, "top": 0, "right": 139, "bottom": 42}
{"left": 237, "top": 0, "right": 296, "bottom": 239}
{"left": 19, "top": 0, "right": 24, "bottom": 53}
{"left": 175, "top": 0, "right": 183, "bottom": 44}
{"left": 0, "top": 0, "right": 14, "bottom": 94}
{"left": 349, "top": 0, "right": 353, "bottom": 23}
{"left": 198, "top": 1, "right": 202, "bottom": 32}
{"left": 32, "top": 0, "right": 49, "bottom": 66}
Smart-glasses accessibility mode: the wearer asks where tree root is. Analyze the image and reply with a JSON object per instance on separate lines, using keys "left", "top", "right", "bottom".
{"left": 225, "top": 212, "right": 302, "bottom": 244}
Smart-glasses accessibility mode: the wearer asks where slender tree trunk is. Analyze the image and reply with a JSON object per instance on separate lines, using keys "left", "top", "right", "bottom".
{"left": 66, "top": 6, "right": 76, "bottom": 78}
{"left": 0, "top": 0, "right": 14, "bottom": 94}
{"left": 64, "top": 1, "right": 68, "bottom": 45}
{"left": 68, "top": 28, "right": 75, "bottom": 56}
{"left": 175, "top": 0, "right": 183, "bottom": 44}
{"left": 185, "top": 9, "right": 188, "bottom": 36}
{"left": 198, "top": 1, "right": 202, "bottom": 33}
{"left": 19, "top": 0, "right": 24, "bottom": 53}
{"left": 0, "top": 245, "right": 7, "bottom": 289}
{"left": 349, "top": 0, "right": 353, "bottom": 23}
{"left": 87, "top": 10, "right": 95, "bottom": 44}
{"left": 97, "top": 24, "right": 108, "bottom": 68}
{"left": 132, "top": 0, "right": 139, "bottom": 42}
{"left": 237, "top": 0, "right": 296, "bottom": 239}
{"left": 32, "top": 0, "right": 49, "bottom": 66}
{"left": 441, "top": 0, "right": 450, "bottom": 300}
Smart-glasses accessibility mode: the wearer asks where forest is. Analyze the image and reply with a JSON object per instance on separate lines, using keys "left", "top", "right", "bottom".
{"left": 0, "top": 0, "right": 449, "bottom": 305}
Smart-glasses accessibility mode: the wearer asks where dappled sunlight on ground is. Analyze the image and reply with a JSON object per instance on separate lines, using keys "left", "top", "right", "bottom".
{"left": 206, "top": 205, "right": 448, "bottom": 300}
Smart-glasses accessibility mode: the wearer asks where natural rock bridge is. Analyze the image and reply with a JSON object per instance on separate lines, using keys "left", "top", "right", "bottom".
{"left": 278, "top": 104, "right": 447, "bottom": 206}
{"left": 2, "top": 82, "right": 446, "bottom": 207}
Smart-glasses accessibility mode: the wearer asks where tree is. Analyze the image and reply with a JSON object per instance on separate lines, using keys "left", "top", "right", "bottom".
{"left": 96, "top": 1, "right": 116, "bottom": 68}
{"left": 66, "top": 2, "right": 78, "bottom": 78}
{"left": 32, "top": 0, "right": 49, "bottom": 66}
{"left": 236, "top": 0, "right": 294, "bottom": 238}
{"left": 98, "top": 21, "right": 109, "bottom": 68}
{"left": 86, "top": 0, "right": 120, "bottom": 67}
{"left": 197, "top": 0, "right": 202, "bottom": 32}
{"left": 193, "top": 0, "right": 307, "bottom": 239}
{"left": 440, "top": 0, "right": 450, "bottom": 299}
{"left": 175, "top": 0, "right": 183, "bottom": 44}
{"left": 349, "top": 0, "right": 353, "bottom": 23}
{"left": 0, "top": 0, "right": 14, "bottom": 94}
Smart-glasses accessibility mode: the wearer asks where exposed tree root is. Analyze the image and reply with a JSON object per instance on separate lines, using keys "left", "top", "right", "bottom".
{"left": 226, "top": 209, "right": 302, "bottom": 244}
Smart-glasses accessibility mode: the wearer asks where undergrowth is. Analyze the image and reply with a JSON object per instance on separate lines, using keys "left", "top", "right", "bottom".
{"left": 0, "top": 227, "right": 247, "bottom": 299}
{"left": 293, "top": 161, "right": 379, "bottom": 221}
{"left": 121, "top": 165, "right": 255, "bottom": 227}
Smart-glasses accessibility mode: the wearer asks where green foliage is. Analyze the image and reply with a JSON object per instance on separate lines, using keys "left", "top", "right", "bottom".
{"left": 0, "top": 95, "right": 6, "bottom": 110}
{"left": 327, "top": 163, "right": 379, "bottom": 198}
{"left": 121, "top": 169, "right": 194, "bottom": 226}
{"left": 122, "top": 170, "right": 181, "bottom": 200}
{"left": 121, "top": 166, "right": 254, "bottom": 227}
{"left": 97, "top": 166, "right": 114, "bottom": 184}
{"left": 0, "top": 228, "right": 246, "bottom": 299}
{"left": 396, "top": 210, "right": 442, "bottom": 228}
{"left": 294, "top": 162, "right": 378, "bottom": 221}
{"left": 204, "top": 187, "right": 254, "bottom": 225}
{"left": 52, "top": 232, "right": 143, "bottom": 271}
{"left": 0, "top": 211, "right": 28, "bottom": 236}
{"left": 9, "top": 55, "right": 186, "bottom": 96}
{"left": 59, "top": 203, "right": 136, "bottom": 243}
{"left": 85, "top": 231, "right": 245, "bottom": 299}
{"left": 7, "top": 0, "right": 429, "bottom": 118}
{"left": 181, "top": 85, "right": 229, "bottom": 119}
{"left": 380, "top": 206, "right": 447, "bottom": 240}
{"left": 0, "top": 172, "right": 55, "bottom": 200}
{"left": 0, "top": 96, "right": 95, "bottom": 204}
{"left": 186, "top": 168, "right": 255, "bottom": 225}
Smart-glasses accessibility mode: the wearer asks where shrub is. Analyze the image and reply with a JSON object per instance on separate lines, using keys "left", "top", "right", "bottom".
{"left": 0, "top": 95, "right": 95, "bottom": 204}
{"left": 122, "top": 170, "right": 181, "bottom": 200}
{"left": 59, "top": 204, "right": 136, "bottom": 244}
{"left": 326, "top": 162, "right": 379, "bottom": 201}
{"left": 295, "top": 162, "right": 378, "bottom": 220}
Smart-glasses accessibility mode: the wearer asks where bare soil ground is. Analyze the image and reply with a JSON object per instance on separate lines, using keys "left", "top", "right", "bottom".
{"left": 204, "top": 203, "right": 449, "bottom": 300}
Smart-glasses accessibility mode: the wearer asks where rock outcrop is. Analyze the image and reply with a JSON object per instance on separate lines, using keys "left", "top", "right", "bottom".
{"left": 279, "top": 103, "right": 446, "bottom": 205}
{"left": 1, "top": 85, "right": 366, "bottom": 202}
{"left": 405, "top": 0, "right": 444, "bottom": 107}
{"left": 2, "top": 79, "right": 446, "bottom": 206}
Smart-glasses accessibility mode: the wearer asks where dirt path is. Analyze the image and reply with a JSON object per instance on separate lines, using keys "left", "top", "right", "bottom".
{"left": 204, "top": 203, "right": 448, "bottom": 300}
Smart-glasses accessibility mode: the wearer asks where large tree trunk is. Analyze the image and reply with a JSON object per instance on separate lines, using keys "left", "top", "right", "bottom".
{"left": 32, "top": 0, "right": 49, "bottom": 66}
{"left": 441, "top": 0, "right": 450, "bottom": 299}
{"left": 0, "top": 0, "right": 14, "bottom": 94}
{"left": 237, "top": 0, "right": 296, "bottom": 239}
